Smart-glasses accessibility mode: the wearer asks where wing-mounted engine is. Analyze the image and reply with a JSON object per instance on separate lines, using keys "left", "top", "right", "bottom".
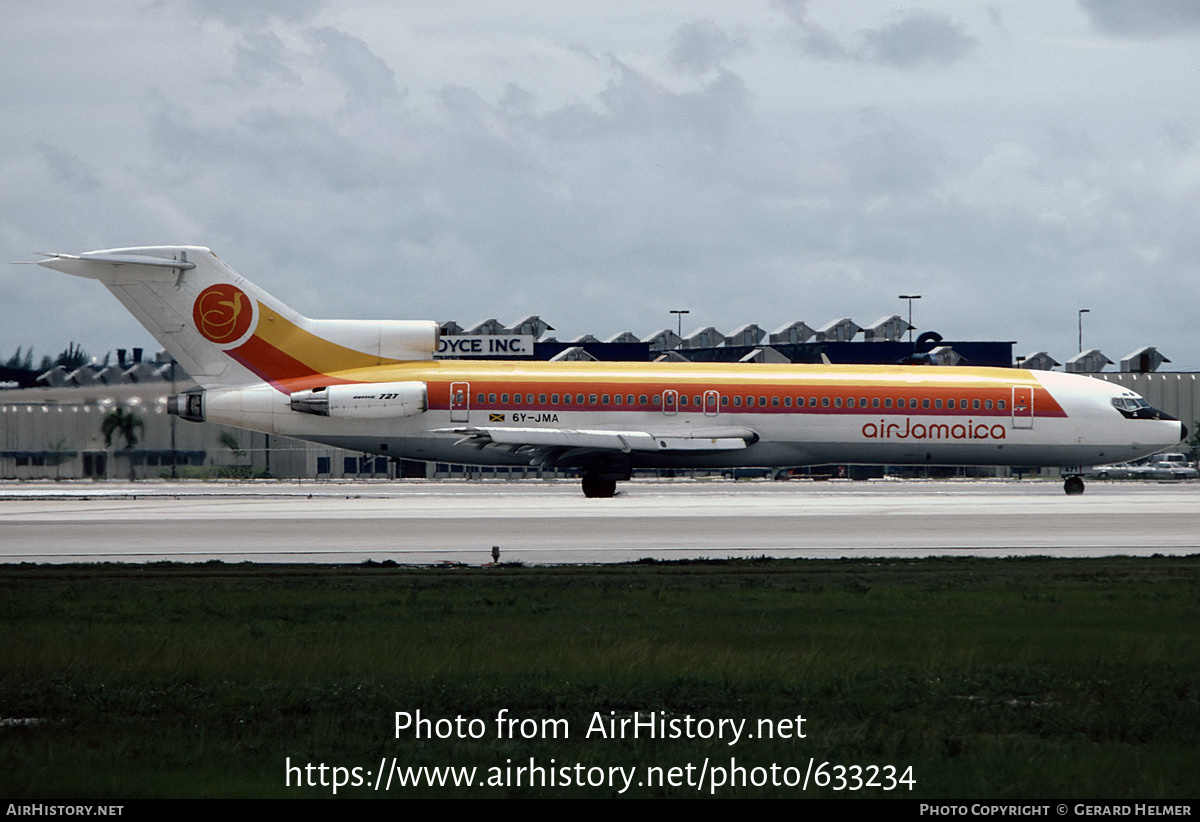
{"left": 290, "top": 381, "right": 427, "bottom": 419}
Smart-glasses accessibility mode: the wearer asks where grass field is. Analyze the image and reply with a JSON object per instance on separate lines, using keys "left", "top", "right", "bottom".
{"left": 1, "top": 556, "right": 1198, "bottom": 798}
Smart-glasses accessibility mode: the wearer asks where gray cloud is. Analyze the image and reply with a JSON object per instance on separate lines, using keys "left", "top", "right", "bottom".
{"left": 1079, "top": 0, "right": 1200, "bottom": 38}
{"left": 232, "top": 32, "right": 302, "bottom": 87}
{"left": 861, "top": 12, "right": 976, "bottom": 69}
{"left": 37, "top": 144, "right": 101, "bottom": 192}
{"left": 774, "top": 0, "right": 853, "bottom": 60}
{"left": 307, "top": 26, "right": 405, "bottom": 111}
{"left": 777, "top": 2, "right": 975, "bottom": 68}
{"left": 668, "top": 20, "right": 748, "bottom": 75}
{"left": 175, "top": 0, "right": 324, "bottom": 28}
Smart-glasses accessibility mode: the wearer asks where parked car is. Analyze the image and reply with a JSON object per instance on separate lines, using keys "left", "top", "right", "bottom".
{"left": 1147, "top": 452, "right": 1199, "bottom": 480}
{"left": 1089, "top": 462, "right": 1154, "bottom": 479}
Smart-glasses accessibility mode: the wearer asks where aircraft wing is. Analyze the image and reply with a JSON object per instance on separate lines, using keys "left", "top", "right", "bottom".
{"left": 436, "top": 425, "right": 758, "bottom": 458}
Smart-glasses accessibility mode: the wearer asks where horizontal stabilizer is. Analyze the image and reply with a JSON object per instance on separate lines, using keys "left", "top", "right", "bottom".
{"left": 37, "top": 250, "right": 196, "bottom": 281}
{"left": 34, "top": 246, "right": 440, "bottom": 390}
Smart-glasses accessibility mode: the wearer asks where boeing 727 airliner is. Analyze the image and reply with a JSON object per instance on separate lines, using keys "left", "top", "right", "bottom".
{"left": 36, "top": 246, "right": 1185, "bottom": 496}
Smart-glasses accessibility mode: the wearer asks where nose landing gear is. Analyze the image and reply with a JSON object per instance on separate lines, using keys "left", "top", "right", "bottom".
{"left": 1063, "top": 475, "right": 1085, "bottom": 496}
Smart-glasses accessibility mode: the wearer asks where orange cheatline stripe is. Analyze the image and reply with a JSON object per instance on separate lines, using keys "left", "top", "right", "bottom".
{"left": 422, "top": 378, "right": 1067, "bottom": 417}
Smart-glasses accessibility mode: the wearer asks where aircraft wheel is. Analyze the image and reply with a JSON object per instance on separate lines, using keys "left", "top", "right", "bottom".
{"left": 582, "top": 474, "right": 618, "bottom": 498}
{"left": 1064, "top": 476, "right": 1085, "bottom": 496}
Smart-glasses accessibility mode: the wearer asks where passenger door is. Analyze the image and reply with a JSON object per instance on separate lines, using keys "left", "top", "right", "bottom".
{"left": 450, "top": 381, "right": 470, "bottom": 422}
{"left": 1012, "top": 385, "right": 1033, "bottom": 429}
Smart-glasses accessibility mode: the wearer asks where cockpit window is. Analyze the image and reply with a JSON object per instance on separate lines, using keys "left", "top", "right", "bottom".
{"left": 1112, "top": 397, "right": 1150, "bottom": 413}
{"left": 1112, "top": 395, "right": 1174, "bottom": 422}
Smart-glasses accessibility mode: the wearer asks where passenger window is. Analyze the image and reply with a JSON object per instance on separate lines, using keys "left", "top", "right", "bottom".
{"left": 948, "top": 399, "right": 955, "bottom": 409}
{"left": 872, "top": 398, "right": 880, "bottom": 408}
{"left": 834, "top": 397, "right": 843, "bottom": 408}
{"left": 747, "top": 397, "right": 755, "bottom": 407}
{"left": 639, "top": 395, "right": 648, "bottom": 405}
{"left": 721, "top": 396, "right": 729, "bottom": 406}
{"left": 680, "top": 395, "right": 688, "bottom": 406}
{"left": 488, "top": 393, "right": 497, "bottom": 403}
{"left": 613, "top": 394, "right": 622, "bottom": 405}
{"left": 884, "top": 398, "right": 892, "bottom": 408}
{"left": 564, "top": 394, "right": 572, "bottom": 405}
{"left": 552, "top": 393, "right": 560, "bottom": 404}
{"left": 998, "top": 400, "right": 1006, "bottom": 410}
{"left": 821, "top": 397, "right": 830, "bottom": 408}
{"left": 477, "top": 393, "right": 485, "bottom": 403}
{"left": 539, "top": 393, "right": 547, "bottom": 404}
{"left": 733, "top": 396, "right": 742, "bottom": 407}
{"left": 627, "top": 394, "right": 635, "bottom": 405}
{"left": 922, "top": 399, "right": 930, "bottom": 409}
{"left": 576, "top": 394, "right": 585, "bottom": 404}
{"left": 809, "top": 397, "right": 817, "bottom": 407}
{"left": 588, "top": 394, "right": 597, "bottom": 404}
{"left": 935, "top": 399, "right": 943, "bottom": 409}
{"left": 784, "top": 397, "right": 792, "bottom": 407}
{"left": 973, "top": 399, "right": 980, "bottom": 410}
{"left": 602, "top": 394, "right": 610, "bottom": 404}
{"left": 985, "top": 400, "right": 993, "bottom": 410}
{"left": 652, "top": 395, "right": 661, "bottom": 405}
{"left": 772, "top": 396, "right": 780, "bottom": 407}
{"left": 846, "top": 398, "right": 855, "bottom": 408}
{"left": 759, "top": 396, "right": 767, "bottom": 406}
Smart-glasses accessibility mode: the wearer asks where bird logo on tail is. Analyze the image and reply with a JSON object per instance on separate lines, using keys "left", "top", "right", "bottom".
{"left": 193, "top": 284, "right": 255, "bottom": 346}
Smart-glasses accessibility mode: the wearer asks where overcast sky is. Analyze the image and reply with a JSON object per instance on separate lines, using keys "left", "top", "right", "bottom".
{"left": 4, "top": 1, "right": 1200, "bottom": 370}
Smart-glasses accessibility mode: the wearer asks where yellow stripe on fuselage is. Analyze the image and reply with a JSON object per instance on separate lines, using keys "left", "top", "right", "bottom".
{"left": 307, "top": 360, "right": 1066, "bottom": 418}
{"left": 252, "top": 303, "right": 404, "bottom": 375}
{"left": 319, "top": 359, "right": 1045, "bottom": 388}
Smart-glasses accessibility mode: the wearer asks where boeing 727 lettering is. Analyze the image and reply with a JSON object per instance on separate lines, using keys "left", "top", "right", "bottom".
{"left": 36, "top": 246, "right": 1185, "bottom": 496}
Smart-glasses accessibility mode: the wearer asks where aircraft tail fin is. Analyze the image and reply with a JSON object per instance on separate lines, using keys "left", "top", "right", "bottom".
{"left": 37, "top": 246, "right": 439, "bottom": 391}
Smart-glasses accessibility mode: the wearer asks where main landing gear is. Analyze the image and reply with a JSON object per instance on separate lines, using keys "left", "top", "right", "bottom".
{"left": 1063, "top": 475, "right": 1086, "bottom": 496}
{"left": 581, "top": 473, "right": 618, "bottom": 498}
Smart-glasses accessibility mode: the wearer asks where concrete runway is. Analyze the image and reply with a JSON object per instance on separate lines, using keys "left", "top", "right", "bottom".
{"left": 2, "top": 478, "right": 1198, "bottom": 564}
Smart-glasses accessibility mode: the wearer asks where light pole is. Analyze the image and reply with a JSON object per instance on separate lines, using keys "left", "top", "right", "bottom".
{"left": 899, "top": 295, "right": 921, "bottom": 344}
{"left": 1078, "top": 308, "right": 1090, "bottom": 353}
{"left": 669, "top": 309, "right": 689, "bottom": 339}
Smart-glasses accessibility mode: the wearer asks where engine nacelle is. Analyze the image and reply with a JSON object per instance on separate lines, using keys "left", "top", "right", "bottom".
{"left": 290, "top": 381, "right": 427, "bottom": 419}
{"left": 167, "top": 390, "right": 205, "bottom": 422}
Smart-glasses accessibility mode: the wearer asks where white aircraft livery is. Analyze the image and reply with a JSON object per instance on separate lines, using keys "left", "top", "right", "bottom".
{"left": 36, "top": 246, "right": 1185, "bottom": 497}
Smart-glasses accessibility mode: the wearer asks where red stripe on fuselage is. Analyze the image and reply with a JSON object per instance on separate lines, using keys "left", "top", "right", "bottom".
{"left": 229, "top": 334, "right": 357, "bottom": 393}
{"left": 422, "top": 380, "right": 1068, "bottom": 418}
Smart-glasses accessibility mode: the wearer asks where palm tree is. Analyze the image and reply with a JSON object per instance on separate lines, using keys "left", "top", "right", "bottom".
{"left": 101, "top": 407, "right": 145, "bottom": 480}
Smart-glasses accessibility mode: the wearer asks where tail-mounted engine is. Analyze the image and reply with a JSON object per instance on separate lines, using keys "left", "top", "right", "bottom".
{"left": 290, "top": 381, "right": 427, "bottom": 419}
{"left": 167, "top": 390, "right": 205, "bottom": 423}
